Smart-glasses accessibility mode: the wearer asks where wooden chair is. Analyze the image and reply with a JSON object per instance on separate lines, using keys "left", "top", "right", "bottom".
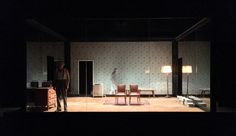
{"left": 30, "top": 81, "right": 39, "bottom": 88}
{"left": 115, "top": 84, "right": 127, "bottom": 104}
{"left": 128, "top": 84, "right": 141, "bottom": 104}
{"left": 42, "top": 81, "right": 52, "bottom": 87}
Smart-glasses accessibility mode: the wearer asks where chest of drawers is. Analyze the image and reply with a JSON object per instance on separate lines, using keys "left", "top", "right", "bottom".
{"left": 26, "top": 87, "right": 56, "bottom": 111}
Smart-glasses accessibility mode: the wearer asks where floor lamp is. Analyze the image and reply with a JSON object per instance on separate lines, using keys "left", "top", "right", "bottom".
{"left": 161, "top": 66, "right": 172, "bottom": 98}
{"left": 182, "top": 66, "right": 192, "bottom": 97}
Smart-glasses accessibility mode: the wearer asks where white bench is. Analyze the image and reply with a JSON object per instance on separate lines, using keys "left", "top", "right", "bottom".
{"left": 177, "top": 95, "right": 195, "bottom": 107}
{"left": 196, "top": 102, "right": 207, "bottom": 107}
{"left": 189, "top": 96, "right": 207, "bottom": 107}
{"left": 189, "top": 96, "right": 203, "bottom": 102}
{"left": 177, "top": 95, "right": 186, "bottom": 104}
{"left": 177, "top": 95, "right": 207, "bottom": 107}
{"left": 183, "top": 98, "right": 195, "bottom": 107}
{"left": 177, "top": 95, "right": 183, "bottom": 101}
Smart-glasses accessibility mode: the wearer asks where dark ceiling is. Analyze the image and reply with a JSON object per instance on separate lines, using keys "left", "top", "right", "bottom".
{"left": 26, "top": 17, "right": 201, "bottom": 41}
{"left": 2, "top": 0, "right": 227, "bottom": 41}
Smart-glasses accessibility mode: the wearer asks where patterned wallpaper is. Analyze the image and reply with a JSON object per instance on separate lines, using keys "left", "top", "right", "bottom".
{"left": 71, "top": 42, "right": 172, "bottom": 95}
{"left": 179, "top": 41, "right": 210, "bottom": 95}
{"left": 26, "top": 42, "right": 64, "bottom": 87}
{"left": 26, "top": 41, "right": 210, "bottom": 95}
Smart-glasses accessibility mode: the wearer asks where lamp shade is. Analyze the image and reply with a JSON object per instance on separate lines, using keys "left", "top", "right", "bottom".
{"left": 161, "top": 66, "right": 172, "bottom": 73}
{"left": 145, "top": 69, "right": 150, "bottom": 74}
{"left": 182, "top": 65, "right": 192, "bottom": 73}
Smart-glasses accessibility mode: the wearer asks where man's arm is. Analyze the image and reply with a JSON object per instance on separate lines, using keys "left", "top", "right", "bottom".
{"left": 53, "top": 69, "right": 57, "bottom": 90}
{"left": 66, "top": 69, "right": 70, "bottom": 89}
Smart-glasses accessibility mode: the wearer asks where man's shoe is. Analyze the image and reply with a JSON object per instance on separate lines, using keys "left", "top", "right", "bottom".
{"left": 55, "top": 109, "right": 61, "bottom": 112}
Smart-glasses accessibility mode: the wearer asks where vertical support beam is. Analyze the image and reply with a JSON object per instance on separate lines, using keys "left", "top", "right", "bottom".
{"left": 210, "top": 42, "right": 216, "bottom": 112}
{"left": 64, "top": 41, "right": 71, "bottom": 70}
{"left": 210, "top": 19, "right": 216, "bottom": 112}
{"left": 177, "top": 58, "right": 183, "bottom": 95}
{"left": 172, "top": 40, "right": 178, "bottom": 96}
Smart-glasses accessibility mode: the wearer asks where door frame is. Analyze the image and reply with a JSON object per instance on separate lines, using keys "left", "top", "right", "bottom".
{"left": 78, "top": 60, "right": 94, "bottom": 96}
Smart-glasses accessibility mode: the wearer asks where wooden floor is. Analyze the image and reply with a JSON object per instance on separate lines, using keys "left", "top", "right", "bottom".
{"left": 46, "top": 96, "right": 205, "bottom": 112}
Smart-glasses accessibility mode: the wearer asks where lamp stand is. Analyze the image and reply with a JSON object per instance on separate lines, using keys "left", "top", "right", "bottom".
{"left": 186, "top": 74, "right": 189, "bottom": 97}
{"left": 165, "top": 74, "right": 170, "bottom": 98}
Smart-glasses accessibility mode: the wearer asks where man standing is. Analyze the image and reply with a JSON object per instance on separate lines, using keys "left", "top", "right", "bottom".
{"left": 110, "top": 68, "right": 118, "bottom": 94}
{"left": 54, "top": 61, "right": 70, "bottom": 112}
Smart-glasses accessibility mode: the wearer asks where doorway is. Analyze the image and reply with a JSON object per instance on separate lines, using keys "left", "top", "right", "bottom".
{"left": 47, "top": 56, "right": 54, "bottom": 82}
{"left": 79, "top": 60, "right": 94, "bottom": 96}
{"left": 47, "top": 58, "right": 65, "bottom": 84}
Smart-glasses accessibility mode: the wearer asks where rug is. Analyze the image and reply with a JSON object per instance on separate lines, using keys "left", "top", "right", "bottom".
{"left": 103, "top": 99, "right": 150, "bottom": 105}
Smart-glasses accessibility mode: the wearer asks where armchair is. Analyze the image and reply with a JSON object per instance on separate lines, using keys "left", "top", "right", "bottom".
{"left": 128, "top": 84, "right": 141, "bottom": 104}
{"left": 115, "top": 84, "right": 127, "bottom": 104}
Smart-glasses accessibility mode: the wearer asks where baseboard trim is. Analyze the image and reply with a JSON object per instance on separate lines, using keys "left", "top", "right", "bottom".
{"left": 67, "top": 94, "right": 80, "bottom": 97}
{"left": 67, "top": 94, "right": 210, "bottom": 98}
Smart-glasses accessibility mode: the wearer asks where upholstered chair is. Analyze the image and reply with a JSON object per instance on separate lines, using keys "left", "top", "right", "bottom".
{"left": 128, "top": 84, "right": 141, "bottom": 104}
{"left": 115, "top": 84, "right": 127, "bottom": 104}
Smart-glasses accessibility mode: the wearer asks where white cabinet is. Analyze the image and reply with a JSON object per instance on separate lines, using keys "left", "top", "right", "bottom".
{"left": 92, "top": 84, "right": 104, "bottom": 97}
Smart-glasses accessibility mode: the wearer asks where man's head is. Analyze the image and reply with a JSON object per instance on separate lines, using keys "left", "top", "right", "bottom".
{"left": 57, "top": 61, "right": 65, "bottom": 70}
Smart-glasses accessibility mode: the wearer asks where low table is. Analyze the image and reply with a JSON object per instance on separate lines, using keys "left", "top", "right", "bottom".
{"left": 140, "top": 88, "right": 155, "bottom": 97}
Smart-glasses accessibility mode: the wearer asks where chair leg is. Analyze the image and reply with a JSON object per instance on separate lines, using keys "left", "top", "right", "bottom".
{"left": 129, "top": 97, "right": 131, "bottom": 104}
{"left": 125, "top": 97, "right": 126, "bottom": 104}
{"left": 116, "top": 97, "right": 118, "bottom": 104}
